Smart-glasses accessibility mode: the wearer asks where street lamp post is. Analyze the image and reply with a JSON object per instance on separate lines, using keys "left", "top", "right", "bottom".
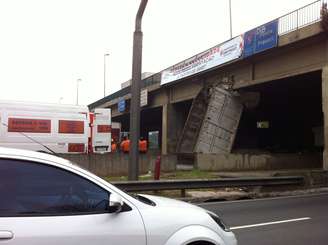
{"left": 76, "top": 78, "right": 82, "bottom": 105}
{"left": 129, "top": 0, "right": 148, "bottom": 181}
{"left": 229, "top": 0, "right": 233, "bottom": 39}
{"left": 104, "top": 53, "right": 109, "bottom": 97}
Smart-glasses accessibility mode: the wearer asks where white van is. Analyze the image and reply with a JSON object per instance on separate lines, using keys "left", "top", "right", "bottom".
{"left": 0, "top": 101, "right": 111, "bottom": 154}
{"left": 91, "top": 108, "right": 112, "bottom": 153}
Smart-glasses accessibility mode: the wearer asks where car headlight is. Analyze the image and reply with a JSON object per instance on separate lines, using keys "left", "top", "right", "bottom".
{"left": 207, "top": 211, "right": 231, "bottom": 232}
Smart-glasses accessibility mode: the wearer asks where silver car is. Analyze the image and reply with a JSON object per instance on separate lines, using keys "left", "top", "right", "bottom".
{"left": 0, "top": 147, "right": 237, "bottom": 245}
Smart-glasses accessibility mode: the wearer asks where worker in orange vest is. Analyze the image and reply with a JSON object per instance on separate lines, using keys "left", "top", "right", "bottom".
{"left": 120, "top": 136, "right": 130, "bottom": 153}
{"left": 111, "top": 139, "right": 117, "bottom": 153}
{"left": 139, "top": 137, "right": 148, "bottom": 153}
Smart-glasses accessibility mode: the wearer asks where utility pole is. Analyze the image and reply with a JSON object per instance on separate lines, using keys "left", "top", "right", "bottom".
{"left": 229, "top": 0, "right": 233, "bottom": 39}
{"left": 129, "top": 0, "right": 148, "bottom": 181}
{"left": 76, "top": 78, "right": 82, "bottom": 105}
{"left": 104, "top": 53, "right": 109, "bottom": 97}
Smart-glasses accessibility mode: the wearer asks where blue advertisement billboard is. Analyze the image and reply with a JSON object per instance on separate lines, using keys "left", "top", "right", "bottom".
{"left": 118, "top": 98, "right": 125, "bottom": 113}
{"left": 244, "top": 20, "right": 278, "bottom": 57}
{"left": 243, "top": 29, "right": 256, "bottom": 57}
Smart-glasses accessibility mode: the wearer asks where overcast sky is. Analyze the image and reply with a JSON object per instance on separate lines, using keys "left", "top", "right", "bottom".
{"left": 0, "top": 0, "right": 314, "bottom": 106}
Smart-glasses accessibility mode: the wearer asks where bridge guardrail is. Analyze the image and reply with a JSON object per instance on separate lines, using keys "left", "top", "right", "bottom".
{"left": 278, "top": 0, "right": 327, "bottom": 35}
{"left": 112, "top": 176, "right": 304, "bottom": 197}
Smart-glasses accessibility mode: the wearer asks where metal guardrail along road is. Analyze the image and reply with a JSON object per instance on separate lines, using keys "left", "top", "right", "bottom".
{"left": 113, "top": 176, "right": 304, "bottom": 196}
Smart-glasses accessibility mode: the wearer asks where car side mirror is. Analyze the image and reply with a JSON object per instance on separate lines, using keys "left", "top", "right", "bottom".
{"left": 108, "top": 193, "right": 124, "bottom": 213}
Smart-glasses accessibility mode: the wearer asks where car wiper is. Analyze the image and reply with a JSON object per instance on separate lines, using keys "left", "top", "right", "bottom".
{"left": 1, "top": 122, "right": 58, "bottom": 156}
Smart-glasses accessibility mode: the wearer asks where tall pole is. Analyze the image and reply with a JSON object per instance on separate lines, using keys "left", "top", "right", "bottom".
{"left": 129, "top": 0, "right": 148, "bottom": 181}
{"left": 76, "top": 78, "right": 82, "bottom": 105}
{"left": 229, "top": 0, "right": 232, "bottom": 39}
{"left": 104, "top": 53, "right": 109, "bottom": 97}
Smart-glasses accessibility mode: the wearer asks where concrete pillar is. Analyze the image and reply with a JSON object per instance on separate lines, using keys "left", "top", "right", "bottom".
{"left": 161, "top": 103, "right": 183, "bottom": 155}
{"left": 162, "top": 104, "right": 168, "bottom": 155}
{"left": 323, "top": 66, "right": 328, "bottom": 170}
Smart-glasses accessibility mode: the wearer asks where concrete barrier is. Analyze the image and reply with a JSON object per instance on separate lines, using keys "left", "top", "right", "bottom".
{"left": 195, "top": 153, "right": 322, "bottom": 171}
{"left": 58, "top": 152, "right": 177, "bottom": 177}
{"left": 58, "top": 152, "right": 322, "bottom": 175}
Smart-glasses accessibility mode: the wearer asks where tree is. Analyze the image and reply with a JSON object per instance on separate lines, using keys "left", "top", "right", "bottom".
{"left": 321, "top": 2, "right": 328, "bottom": 31}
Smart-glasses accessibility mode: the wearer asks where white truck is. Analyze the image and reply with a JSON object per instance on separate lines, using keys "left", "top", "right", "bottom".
{"left": 177, "top": 86, "right": 243, "bottom": 154}
{"left": 0, "top": 101, "right": 111, "bottom": 154}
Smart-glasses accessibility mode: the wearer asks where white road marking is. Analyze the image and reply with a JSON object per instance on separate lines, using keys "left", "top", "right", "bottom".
{"left": 230, "top": 217, "right": 311, "bottom": 230}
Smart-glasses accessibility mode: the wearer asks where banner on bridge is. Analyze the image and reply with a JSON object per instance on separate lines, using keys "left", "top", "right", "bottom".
{"left": 161, "top": 35, "right": 244, "bottom": 85}
{"left": 244, "top": 20, "right": 278, "bottom": 57}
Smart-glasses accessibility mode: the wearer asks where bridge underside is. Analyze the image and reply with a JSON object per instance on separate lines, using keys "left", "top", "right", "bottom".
{"left": 235, "top": 70, "right": 323, "bottom": 156}
{"left": 113, "top": 69, "right": 326, "bottom": 171}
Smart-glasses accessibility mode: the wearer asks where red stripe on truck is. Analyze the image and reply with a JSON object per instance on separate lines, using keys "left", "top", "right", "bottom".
{"left": 68, "top": 143, "right": 85, "bottom": 153}
{"left": 59, "top": 120, "right": 84, "bottom": 134}
{"left": 8, "top": 118, "right": 51, "bottom": 133}
{"left": 97, "top": 125, "right": 111, "bottom": 133}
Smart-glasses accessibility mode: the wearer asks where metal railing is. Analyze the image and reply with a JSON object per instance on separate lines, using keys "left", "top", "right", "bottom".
{"left": 113, "top": 176, "right": 304, "bottom": 197}
{"left": 278, "top": 0, "right": 326, "bottom": 35}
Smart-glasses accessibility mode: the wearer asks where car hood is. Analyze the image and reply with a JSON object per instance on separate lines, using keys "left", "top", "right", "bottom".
{"left": 138, "top": 194, "right": 204, "bottom": 211}
{"left": 134, "top": 194, "right": 236, "bottom": 245}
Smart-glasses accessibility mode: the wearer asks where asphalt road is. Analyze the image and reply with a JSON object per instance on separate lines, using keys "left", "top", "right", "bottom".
{"left": 199, "top": 193, "right": 328, "bottom": 245}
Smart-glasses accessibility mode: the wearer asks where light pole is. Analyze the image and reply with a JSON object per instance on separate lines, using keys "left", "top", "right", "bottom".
{"left": 104, "top": 53, "right": 109, "bottom": 97}
{"left": 229, "top": 0, "right": 232, "bottom": 39}
{"left": 76, "top": 78, "right": 82, "bottom": 105}
{"left": 129, "top": 0, "right": 148, "bottom": 181}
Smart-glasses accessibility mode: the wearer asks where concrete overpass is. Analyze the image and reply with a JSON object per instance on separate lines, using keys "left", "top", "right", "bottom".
{"left": 90, "top": 1, "right": 328, "bottom": 171}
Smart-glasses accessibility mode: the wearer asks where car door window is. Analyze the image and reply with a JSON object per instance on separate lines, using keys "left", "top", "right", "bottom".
{"left": 0, "top": 158, "right": 110, "bottom": 216}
